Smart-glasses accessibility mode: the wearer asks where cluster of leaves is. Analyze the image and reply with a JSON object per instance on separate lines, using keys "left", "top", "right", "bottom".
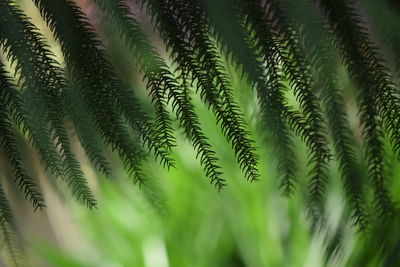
{"left": 1, "top": 0, "right": 400, "bottom": 257}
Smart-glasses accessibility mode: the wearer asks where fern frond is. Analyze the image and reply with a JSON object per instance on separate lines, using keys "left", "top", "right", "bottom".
{"left": 259, "top": 0, "right": 368, "bottom": 227}
{"left": 95, "top": 0, "right": 176, "bottom": 154}
{"left": 319, "top": 0, "right": 396, "bottom": 218}
{"left": 136, "top": 0, "right": 225, "bottom": 187}
{"left": 0, "top": 1, "right": 96, "bottom": 208}
{"left": 268, "top": 0, "right": 331, "bottom": 158}
{"left": 0, "top": 3, "right": 64, "bottom": 180}
{"left": 181, "top": 0, "right": 260, "bottom": 182}
{"left": 287, "top": 0, "right": 368, "bottom": 228}
{"left": 33, "top": 0, "right": 173, "bottom": 175}
{"left": 96, "top": 0, "right": 226, "bottom": 187}
{"left": 65, "top": 83, "right": 112, "bottom": 177}
{"left": 141, "top": 0, "right": 260, "bottom": 182}
{"left": 0, "top": 96, "right": 45, "bottom": 211}
{"left": 361, "top": 0, "right": 400, "bottom": 75}
{"left": 259, "top": 0, "right": 330, "bottom": 210}
{"left": 0, "top": 183, "right": 13, "bottom": 227}
{"left": 0, "top": 63, "right": 45, "bottom": 211}
{"left": 178, "top": 0, "right": 301, "bottom": 191}
{"left": 116, "top": 84, "right": 175, "bottom": 170}
{"left": 171, "top": 80, "right": 225, "bottom": 189}
{"left": 238, "top": 0, "right": 315, "bottom": 196}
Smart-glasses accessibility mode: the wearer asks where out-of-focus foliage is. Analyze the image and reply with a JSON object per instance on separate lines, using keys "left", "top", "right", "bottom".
{"left": 1, "top": 0, "right": 400, "bottom": 266}
{"left": 30, "top": 96, "right": 355, "bottom": 266}
{"left": 29, "top": 97, "right": 399, "bottom": 266}
{"left": 24, "top": 69, "right": 400, "bottom": 267}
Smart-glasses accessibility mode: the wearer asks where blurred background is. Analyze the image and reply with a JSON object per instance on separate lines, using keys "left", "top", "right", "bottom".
{"left": 1, "top": 0, "right": 399, "bottom": 266}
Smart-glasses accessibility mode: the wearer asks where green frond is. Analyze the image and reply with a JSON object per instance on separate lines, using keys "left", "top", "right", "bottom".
{"left": 0, "top": 1, "right": 96, "bottom": 208}
{"left": 140, "top": 0, "right": 260, "bottom": 182}
{"left": 96, "top": 0, "right": 226, "bottom": 187}
{"left": 319, "top": 0, "right": 396, "bottom": 219}
{"left": 170, "top": 80, "right": 225, "bottom": 189}
{"left": 361, "top": 0, "right": 400, "bottom": 75}
{"left": 0, "top": 183, "right": 13, "bottom": 227}
{"left": 65, "top": 83, "right": 112, "bottom": 177}
{"left": 264, "top": 0, "right": 331, "bottom": 209}
{"left": 33, "top": 0, "right": 173, "bottom": 176}
{"left": 95, "top": 0, "right": 176, "bottom": 154}
{"left": 0, "top": 1, "right": 64, "bottom": 180}
{"left": 285, "top": 0, "right": 369, "bottom": 228}
{"left": 185, "top": 0, "right": 299, "bottom": 191}
{"left": 0, "top": 63, "right": 45, "bottom": 211}
{"left": 178, "top": 0, "right": 260, "bottom": 182}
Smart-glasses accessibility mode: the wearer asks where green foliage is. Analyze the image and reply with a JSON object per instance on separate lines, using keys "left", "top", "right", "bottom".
{"left": 318, "top": 0, "right": 399, "bottom": 220}
{"left": 0, "top": 0, "right": 400, "bottom": 264}
{"left": 32, "top": 129, "right": 349, "bottom": 267}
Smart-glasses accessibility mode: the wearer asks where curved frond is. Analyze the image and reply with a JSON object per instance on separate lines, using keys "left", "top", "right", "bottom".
{"left": 33, "top": 0, "right": 173, "bottom": 180}
{"left": 0, "top": 0, "right": 96, "bottom": 208}
{"left": 319, "top": 0, "right": 396, "bottom": 219}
